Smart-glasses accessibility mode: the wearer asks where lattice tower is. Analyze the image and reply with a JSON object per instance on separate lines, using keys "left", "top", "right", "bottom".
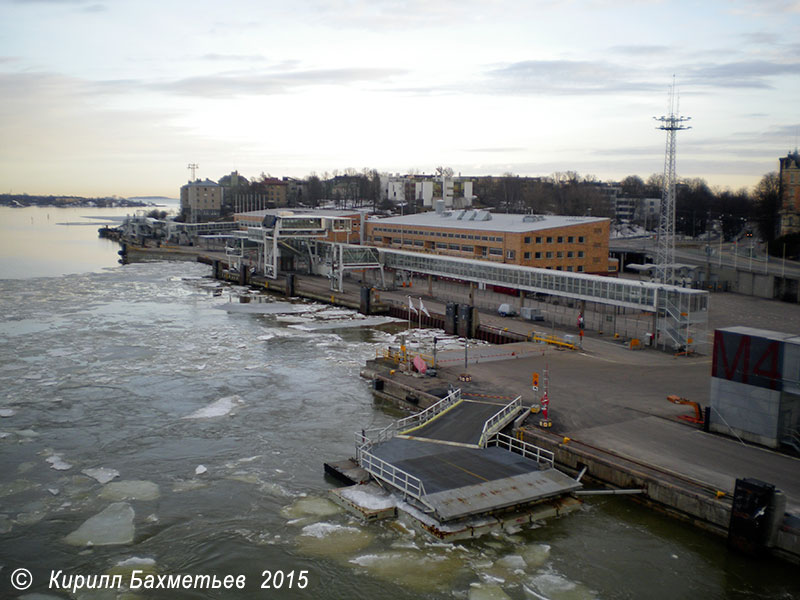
{"left": 653, "top": 80, "right": 691, "bottom": 284}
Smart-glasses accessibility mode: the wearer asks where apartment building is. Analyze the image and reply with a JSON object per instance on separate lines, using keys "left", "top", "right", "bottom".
{"left": 779, "top": 151, "right": 800, "bottom": 236}
{"left": 180, "top": 179, "right": 224, "bottom": 223}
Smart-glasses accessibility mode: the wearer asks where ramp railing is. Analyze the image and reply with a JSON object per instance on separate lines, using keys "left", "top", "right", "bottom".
{"left": 486, "top": 432, "right": 555, "bottom": 468}
{"left": 397, "top": 388, "right": 461, "bottom": 434}
{"left": 355, "top": 388, "right": 462, "bottom": 449}
{"left": 355, "top": 444, "right": 433, "bottom": 511}
{"left": 478, "top": 396, "right": 523, "bottom": 448}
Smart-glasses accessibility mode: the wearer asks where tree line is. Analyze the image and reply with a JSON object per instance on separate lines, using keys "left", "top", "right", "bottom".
{"left": 215, "top": 167, "right": 785, "bottom": 246}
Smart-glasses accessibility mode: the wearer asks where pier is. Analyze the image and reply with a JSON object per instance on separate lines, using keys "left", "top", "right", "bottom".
{"left": 327, "top": 389, "right": 582, "bottom": 536}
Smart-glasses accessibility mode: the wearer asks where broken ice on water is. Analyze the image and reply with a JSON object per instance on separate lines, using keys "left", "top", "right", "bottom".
{"left": 64, "top": 502, "right": 135, "bottom": 546}
{"left": 183, "top": 395, "right": 243, "bottom": 419}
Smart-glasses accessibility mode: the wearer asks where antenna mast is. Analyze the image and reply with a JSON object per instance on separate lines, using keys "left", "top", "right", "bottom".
{"left": 653, "top": 77, "right": 691, "bottom": 285}
{"left": 187, "top": 163, "right": 199, "bottom": 181}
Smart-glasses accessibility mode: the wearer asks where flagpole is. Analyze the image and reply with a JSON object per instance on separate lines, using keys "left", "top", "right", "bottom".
{"left": 418, "top": 297, "right": 422, "bottom": 329}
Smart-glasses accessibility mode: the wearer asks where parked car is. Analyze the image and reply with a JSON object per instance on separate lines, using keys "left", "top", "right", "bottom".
{"left": 497, "top": 303, "right": 516, "bottom": 317}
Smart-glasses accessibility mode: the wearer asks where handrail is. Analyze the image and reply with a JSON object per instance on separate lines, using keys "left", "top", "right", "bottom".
{"left": 398, "top": 388, "right": 461, "bottom": 433}
{"left": 478, "top": 396, "right": 523, "bottom": 447}
{"left": 354, "top": 388, "right": 461, "bottom": 449}
{"left": 486, "top": 432, "right": 555, "bottom": 469}
{"left": 355, "top": 446, "right": 433, "bottom": 509}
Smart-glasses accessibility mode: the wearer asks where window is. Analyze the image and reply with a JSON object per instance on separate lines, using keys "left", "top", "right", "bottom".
{"left": 557, "top": 236, "right": 563, "bottom": 243}
{"left": 546, "top": 251, "right": 553, "bottom": 258}
{"left": 546, "top": 236, "right": 553, "bottom": 243}
{"left": 568, "top": 236, "right": 574, "bottom": 243}
{"left": 557, "top": 251, "right": 563, "bottom": 258}
{"left": 524, "top": 251, "right": 531, "bottom": 259}
{"left": 436, "top": 242, "right": 447, "bottom": 249}
{"left": 535, "top": 252, "right": 541, "bottom": 259}
{"left": 577, "top": 265, "right": 584, "bottom": 272}
{"left": 524, "top": 236, "right": 531, "bottom": 244}
{"left": 489, "top": 248, "right": 502, "bottom": 256}
{"left": 578, "top": 251, "right": 584, "bottom": 258}
{"left": 506, "top": 250, "right": 516, "bottom": 259}
{"left": 449, "top": 244, "right": 459, "bottom": 250}
{"left": 578, "top": 236, "right": 585, "bottom": 243}
{"left": 566, "top": 266, "right": 573, "bottom": 272}
{"left": 462, "top": 245, "right": 473, "bottom": 252}
{"left": 567, "top": 251, "right": 574, "bottom": 258}
{"left": 536, "top": 236, "right": 542, "bottom": 243}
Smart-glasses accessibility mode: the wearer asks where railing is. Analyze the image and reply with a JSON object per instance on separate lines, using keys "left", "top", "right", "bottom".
{"left": 782, "top": 428, "right": 800, "bottom": 453}
{"left": 355, "top": 388, "right": 462, "bottom": 448}
{"left": 529, "top": 333, "right": 577, "bottom": 350}
{"left": 355, "top": 446, "right": 433, "bottom": 510}
{"left": 398, "top": 388, "right": 461, "bottom": 433}
{"left": 486, "top": 432, "right": 555, "bottom": 469}
{"left": 478, "top": 397, "right": 523, "bottom": 447}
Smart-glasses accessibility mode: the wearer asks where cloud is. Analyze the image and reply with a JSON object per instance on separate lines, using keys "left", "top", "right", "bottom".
{"left": 609, "top": 45, "right": 671, "bottom": 56}
{"left": 685, "top": 60, "right": 800, "bottom": 89}
{"left": 201, "top": 53, "right": 268, "bottom": 63}
{"left": 151, "top": 67, "right": 408, "bottom": 98}
{"left": 480, "top": 59, "right": 659, "bottom": 95}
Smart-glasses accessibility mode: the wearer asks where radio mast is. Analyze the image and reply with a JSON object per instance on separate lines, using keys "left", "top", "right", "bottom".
{"left": 653, "top": 78, "right": 691, "bottom": 285}
{"left": 187, "top": 163, "right": 199, "bottom": 181}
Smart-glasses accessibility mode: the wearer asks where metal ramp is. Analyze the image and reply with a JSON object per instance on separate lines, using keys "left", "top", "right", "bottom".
{"left": 355, "top": 390, "right": 581, "bottom": 522}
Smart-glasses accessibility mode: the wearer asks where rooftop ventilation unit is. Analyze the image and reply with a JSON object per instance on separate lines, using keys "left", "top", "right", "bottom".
{"left": 522, "top": 214, "right": 545, "bottom": 223}
{"left": 466, "top": 210, "right": 477, "bottom": 220}
{"left": 477, "top": 211, "right": 492, "bottom": 221}
{"left": 455, "top": 210, "right": 466, "bottom": 220}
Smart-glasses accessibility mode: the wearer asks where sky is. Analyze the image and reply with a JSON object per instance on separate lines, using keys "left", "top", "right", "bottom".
{"left": 1, "top": 0, "right": 799, "bottom": 198}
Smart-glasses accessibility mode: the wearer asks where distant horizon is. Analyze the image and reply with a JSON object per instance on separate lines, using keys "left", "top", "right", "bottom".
{"left": 2, "top": 165, "right": 785, "bottom": 200}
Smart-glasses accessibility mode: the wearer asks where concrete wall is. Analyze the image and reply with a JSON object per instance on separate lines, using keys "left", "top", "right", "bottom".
{"left": 709, "top": 378, "right": 781, "bottom": 447}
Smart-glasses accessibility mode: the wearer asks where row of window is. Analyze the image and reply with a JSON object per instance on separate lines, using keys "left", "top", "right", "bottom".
{"left": 523, "top": 235, "right": 585, "bottom": 244}
{"left": 373, "top": 227, "right": 504, "bottom": 242}
{"left": 372, "top": 237, "right": 588, "bottom": 262}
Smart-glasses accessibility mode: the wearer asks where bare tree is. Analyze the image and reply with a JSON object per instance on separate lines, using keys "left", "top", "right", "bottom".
{"left": 752, "top": 172, "right": 781, "bottom": 242}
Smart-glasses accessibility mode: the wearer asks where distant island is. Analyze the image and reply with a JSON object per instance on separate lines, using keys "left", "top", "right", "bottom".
{"left": 0, "top": 194, "right": 174, "bottom": 208}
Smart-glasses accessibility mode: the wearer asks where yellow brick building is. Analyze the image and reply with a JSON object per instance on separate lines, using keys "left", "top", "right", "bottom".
{"left": 779, "top": 151, "right": 800, "bottom": 236}
{"left": 365, "top": 210, "right": 615, "bottom": 275}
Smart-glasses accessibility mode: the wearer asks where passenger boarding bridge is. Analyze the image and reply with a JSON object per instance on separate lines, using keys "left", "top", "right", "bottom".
{"left": 225, "top": 219, "right": 708, "bottom": 353}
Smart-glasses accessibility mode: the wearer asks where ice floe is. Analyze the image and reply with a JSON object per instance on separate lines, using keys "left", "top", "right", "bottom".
{"left": 281, "top": 496, "right": 342, "bottom": 520}
{"left": 0, "top": 408, "right": 15, "bottom": 417}
{"left": 82, "top": 467, "right": 120, "bottom": 484}
{"left": 349, "top": 549, "right": 466, "bottom": 592}
{"left": 64, "top": 502, "right": 135, "bottom": 546}
{"left": 99, "top": 480, "right": 160, "bottom": 501}
{"left": 296, "top": 522, "right": 373, "bottom": 556}
{"left": 469, "top": 583, "right": 513, "bottom": 600}
{"left": 45, "top": 454, "right": 72, "bottom": 471}
{"left": 183, "top": 395, "right": 243, "bottom": 419}
{"left": 195, "top": 465, "right": 207, "bottom": 475}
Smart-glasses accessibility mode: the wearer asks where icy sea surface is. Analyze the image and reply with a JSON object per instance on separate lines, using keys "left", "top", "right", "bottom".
{"left": 1, "top": 243, "right": 799, "bottom": 598}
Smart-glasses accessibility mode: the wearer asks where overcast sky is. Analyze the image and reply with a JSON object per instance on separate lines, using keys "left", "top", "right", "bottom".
{"left": 1, "top": 0, "right": 799, "bottom": 197}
